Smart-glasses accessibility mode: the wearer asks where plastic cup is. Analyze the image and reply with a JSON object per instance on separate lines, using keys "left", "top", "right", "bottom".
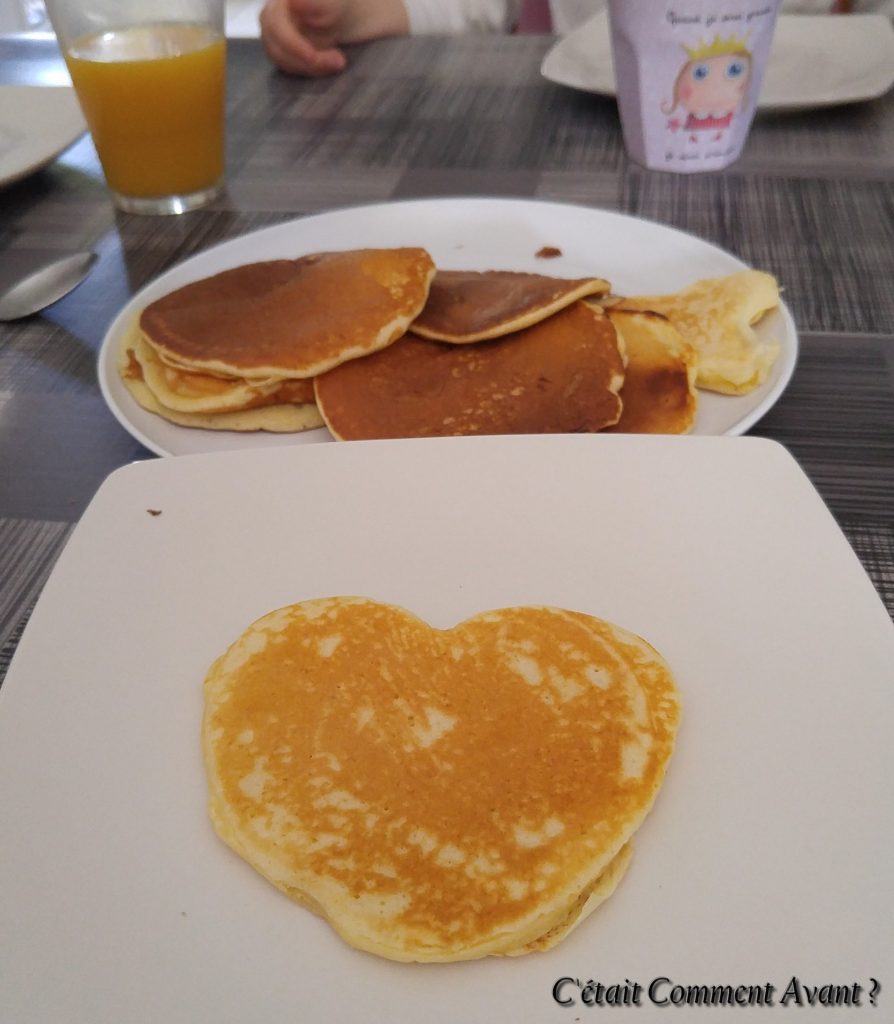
{"left": 45, "top": 0, "right": 226, "bottom": 214}
{"left": 607, "top": 0, "right": 781, "bottom": 173}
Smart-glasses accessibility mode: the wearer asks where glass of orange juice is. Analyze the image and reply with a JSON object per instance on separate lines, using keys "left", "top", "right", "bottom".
{"left": 45, "top": 0, "right": 226, "bottom": 214}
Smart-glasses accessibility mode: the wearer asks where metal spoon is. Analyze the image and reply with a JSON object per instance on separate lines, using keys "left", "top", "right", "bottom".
{"left": 0, "top": 251, "right": 97, "bottom": 321}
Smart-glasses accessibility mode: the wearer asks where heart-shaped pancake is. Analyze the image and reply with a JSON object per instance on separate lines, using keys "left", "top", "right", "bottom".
{"left": 203, "top": 598, "right": 680, "bottom": 962}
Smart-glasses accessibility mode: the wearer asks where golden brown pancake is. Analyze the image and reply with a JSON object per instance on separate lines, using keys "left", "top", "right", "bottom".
{"left": 604, "top": 308, "right": 698, "bottom": 435}
{"left": 140, "top": 248, "right": 436, "bottom": 379}
{"left": 202, "top": 598, "right": 681, "bottom": 962}
{"left": 128, "top": 331, "right": 315, "bottom": 414}
{"left": 411, "top": 269, "right": 611, "bottom": 343}
{"left": 118, "top": 340, "right": 323, "bottom": 432}
{"left": 622, "top": 270, "right": 780, "bottom": 395}
{"left": 314, "top": 301, "right": 625, "bottom": 440}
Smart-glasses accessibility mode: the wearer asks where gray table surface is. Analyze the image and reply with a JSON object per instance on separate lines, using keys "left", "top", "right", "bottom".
{"left": 1, "top": 34, "right": 892, "bottom": 683}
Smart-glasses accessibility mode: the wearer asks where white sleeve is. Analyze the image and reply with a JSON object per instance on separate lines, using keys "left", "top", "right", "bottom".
{"left": 778, "top": 0, "right": 834, "bottom": 9}
{"left": 403, "top": 0, "right": 521, "bottom": 34}
{"left": 548, "top": 0, "right": 605, "bottom": 36}
{"left": 779, "top": 0, "right": 893, "bottom": 10}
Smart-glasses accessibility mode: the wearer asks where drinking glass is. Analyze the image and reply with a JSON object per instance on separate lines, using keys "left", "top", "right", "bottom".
{"left": 46, "top": 0, "right": 226, "bottom": 214}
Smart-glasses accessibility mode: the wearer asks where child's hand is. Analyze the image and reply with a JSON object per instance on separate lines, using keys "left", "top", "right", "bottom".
{"left": 260, "top": 0, "right": 349, "bottom": 76}
{"left": 260, "top": 0, "right": 409, "bottom": 76}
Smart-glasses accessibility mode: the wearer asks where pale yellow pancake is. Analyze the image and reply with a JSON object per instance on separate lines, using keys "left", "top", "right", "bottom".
{"left": 502, "top": 843, "right": 633, "bottom": 955}
{"left": 622, "top": 270, "right": 780, "bottom": 395}
{"left": 140, "top": 248, "right": 436, "bottom": 380}
{"left": 314, "top": 302, "right": 625, "bottom": 440}
{"left": 203, "top": 598, "right": 681, "bottom": 962}
{"left": 411, "top": 269, "right": 611, "bottom": 343}
{"left": 118, "top": 342, "right": 323, "bottom": 433}
{"left": 126, "top": 330, "right": 314, "bottom": 414}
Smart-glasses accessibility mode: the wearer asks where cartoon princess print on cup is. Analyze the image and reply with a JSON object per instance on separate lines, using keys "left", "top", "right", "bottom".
{"left": 606, "top": 0, "right": 781, "bottom": 173}
{"left": 663, "top": 35, "right": 753, "bottom": 143}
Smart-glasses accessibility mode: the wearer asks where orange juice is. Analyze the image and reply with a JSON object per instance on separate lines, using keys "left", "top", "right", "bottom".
{"left": 65, "top": 23, "right": 225, "bottom": 199}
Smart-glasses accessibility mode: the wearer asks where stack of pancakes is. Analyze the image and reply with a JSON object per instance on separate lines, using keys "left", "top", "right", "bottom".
{"left": 203, "top": 598, "right": 681, "bottom": 962}
{"left": 119, "top": 248, "right": 436, "bottom": 432}
{"left": 120, "top": 246, "right": 781, "bottom": 438}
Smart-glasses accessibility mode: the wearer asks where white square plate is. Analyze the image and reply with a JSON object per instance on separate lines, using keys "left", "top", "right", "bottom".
{"left": 1, "top": 435, "right": 891, "bottom": 1022}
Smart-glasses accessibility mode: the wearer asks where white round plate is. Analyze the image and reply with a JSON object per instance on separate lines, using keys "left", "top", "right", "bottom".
{"left": 0, "top": 86, "right": 86, "bottom": 189}
{"left": 541, "top": 12, "right": 894, "bottom": 112}
{"left": 98, "top": 197, "right": 798, "bottom": 456}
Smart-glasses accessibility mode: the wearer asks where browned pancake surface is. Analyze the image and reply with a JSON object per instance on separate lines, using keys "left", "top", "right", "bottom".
{"left": 605, "top": 308, "right": 697, "bottom": 435}
{"left": 141, "top": 248, "right": 435, "bottom": 379}
{"left": 315, "top": 302, "right": 625, "bottom": 440}
{"left": 411, "top": 269, "right": 611, "bottom": 342}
